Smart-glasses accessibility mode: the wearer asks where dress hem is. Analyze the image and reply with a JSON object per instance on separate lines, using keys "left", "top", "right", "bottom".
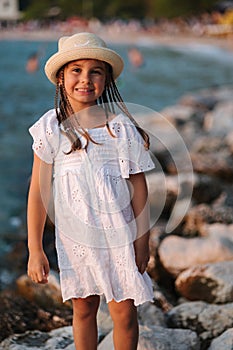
{"left": 63, "top": 292, "right": 154, "bottom": 307}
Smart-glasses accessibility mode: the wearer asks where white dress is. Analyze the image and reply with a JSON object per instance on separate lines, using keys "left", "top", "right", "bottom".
{"left": 29, "top": 109, "right": 155, "bottom": 305}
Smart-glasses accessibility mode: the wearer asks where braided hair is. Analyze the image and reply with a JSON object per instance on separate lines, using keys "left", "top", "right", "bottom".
{"left": 55, "top": 62, "right": 150, "bottom": 154}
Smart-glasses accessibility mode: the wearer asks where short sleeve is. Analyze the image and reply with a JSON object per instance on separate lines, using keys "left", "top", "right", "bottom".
{"left": 113, "top": 115, "right": 155, "bottom": 178}
{"left": 29, "top": 109, "right": 60, "bottom": 164}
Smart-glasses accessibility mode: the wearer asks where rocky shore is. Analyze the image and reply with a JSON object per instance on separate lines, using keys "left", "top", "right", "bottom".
{"left": 1, "top": 84, "right": 233, "bottom": 349}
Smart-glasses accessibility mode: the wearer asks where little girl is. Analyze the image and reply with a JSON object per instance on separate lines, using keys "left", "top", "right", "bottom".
{"left": 27, "top": 32, "right": 155, "bottom": 350}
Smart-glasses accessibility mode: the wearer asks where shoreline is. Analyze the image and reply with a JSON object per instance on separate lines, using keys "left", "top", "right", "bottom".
{"left": 1, "top": 27, "right": 233, "bottom": 52}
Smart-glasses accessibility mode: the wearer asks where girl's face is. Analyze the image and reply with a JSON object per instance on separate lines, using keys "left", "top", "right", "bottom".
{"left": 62, "top": 59, "right": 106, "bottom": 112}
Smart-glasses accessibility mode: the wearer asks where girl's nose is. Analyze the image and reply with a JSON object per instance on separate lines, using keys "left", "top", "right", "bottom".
{"left": 81, "top": 72, "right": 91, "bottom": 83}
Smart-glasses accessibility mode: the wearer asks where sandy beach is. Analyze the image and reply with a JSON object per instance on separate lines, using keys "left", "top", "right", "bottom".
{"left": 1, "top": 24, "right": 233, "bottom": 53}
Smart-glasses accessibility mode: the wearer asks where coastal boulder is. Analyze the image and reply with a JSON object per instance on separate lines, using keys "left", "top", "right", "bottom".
{"left": 181, "top": 204, "right": 233, "bottom": 236}
{"left": 160, "top": 104, "right": 197, "bottom": 125}
{"left": 158, "top": 234, "right": 233, "bottom": 277}
{"left": 204, "top": 101, "right": 233, "bottom": 136}
{"left": 179, "top": 89, "right": 219, "bottom": 110}
{"left": 16, "top": 273, "right": 65, "bottom": 309}
{"left": 175, "top": 261, "right": 233, "bottom": 303}
{"left": 207, "top": 328, "right": 233, "bottom": 350}
{"left": 0, "top": 326, "right": 74, "bottom": 350}
{"left": 98, "top": 325, "right": 200, "bottom": 350}
{"left": 190, "top": 134, "right": 233, "bottom": 180}
{"left": 166, "top": 301, "right": 233, "bottom": 347}
{"left": 138, "top": 301, "right": 166, "bottom": 327}
{"left": 0, "top": 290, "right": 72, "bottom": 343}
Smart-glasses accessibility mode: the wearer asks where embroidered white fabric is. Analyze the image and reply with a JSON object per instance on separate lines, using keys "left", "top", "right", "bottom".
{"left": 29, "top": 109, "right": 155, "bottom": 305}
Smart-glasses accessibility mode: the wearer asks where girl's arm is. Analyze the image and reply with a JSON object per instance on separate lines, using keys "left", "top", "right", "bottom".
{"left": 27, "top": 153, "right": 53, "bottom": 284}
{"left": 128, "top": 172, "right": 150, "bottom": 274}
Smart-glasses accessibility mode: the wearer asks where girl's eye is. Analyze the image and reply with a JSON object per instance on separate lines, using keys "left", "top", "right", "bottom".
{"left": 91, "top": 70, "right": 102, "bottom": 75}
{"left": 73, "top": 68, "right": 81, "bottom": 73}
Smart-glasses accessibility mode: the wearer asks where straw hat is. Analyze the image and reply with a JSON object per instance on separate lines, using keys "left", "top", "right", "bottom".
{"left": 45, "top": 32, "right": 124, "bottom": 84}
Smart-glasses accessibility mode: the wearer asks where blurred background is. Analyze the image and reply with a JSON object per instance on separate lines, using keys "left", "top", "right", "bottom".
{"left": 1, "top": 0, "right": 233, "bottom": 347}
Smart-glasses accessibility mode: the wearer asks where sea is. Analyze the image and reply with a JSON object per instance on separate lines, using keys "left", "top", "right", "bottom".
{"left": 1, "top": 38, "right": 233, "bottom": 255}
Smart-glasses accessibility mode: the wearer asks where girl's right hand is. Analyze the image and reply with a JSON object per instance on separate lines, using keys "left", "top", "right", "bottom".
{"left": 27, "top": 250, "right": 50, "bottom": 284}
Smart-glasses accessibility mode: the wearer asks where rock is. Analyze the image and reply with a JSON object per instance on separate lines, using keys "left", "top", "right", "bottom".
{"left": 190, "top": 132, "right": 233, "bottom": 180}
{"left": 192, "top": 174, "right": 222, "bottom": 205}
{"left": 158, "top": 234, "right": 233, "bottom": 277}
{"left": 147, "top": 172, "right": 167, "bottom": 223}
{"left": 205, "top": 223, "right": 233, "bottom": 242}
{"left": 0, "top": 326, "right": 74, "bottom": 350}
{"left": 138, "top": 301, "right": 166, "bottom": 327}
{"left": 191, "top": 147, "right": 233, "bottom": 180}
{"left": 0, "top": 290, "right": 72, "bottom": 343}
{"left": 160, "top": 104, "right": 197, "bottom": 125}
{"left": 98, "top": 325, "right": 200, "bottom": 350}
{"left": 16, "top": 273, "right": 66, "bottom": 309}
{"left": 148, "top": 225, "right": 162, "bottom": 280}
{"left": 179, "top": 90, "right": 218, "bottom": 111}
{"left": 175, "top": 261, "right": 233, "bottom": 303}
{"left": 225, "top": 131, "right": 233, "bottom": 154}
{"left": 179, "top": 87, "right": 233, "bottom": 112}
{"left": 181, "top": 204, "right": 233, "bottom": 237}
{"left": 204, "top": 101, "right": 233, "bottom": 136}
{"left": 138, "top": 326, "right": 200, "bottom": 350}
{"left": 207, "top": 328, "right": 233, "bottom": 350}
{"left": 147, "top": 172, "right": 194, "bottom": 232}
{"left": 166, "top": 301, "right": 233, "bottom": 347}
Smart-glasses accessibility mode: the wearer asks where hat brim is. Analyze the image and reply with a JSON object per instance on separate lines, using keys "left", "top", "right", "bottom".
{"left": 45, "top": 47, "right": 124, "bottom": 84}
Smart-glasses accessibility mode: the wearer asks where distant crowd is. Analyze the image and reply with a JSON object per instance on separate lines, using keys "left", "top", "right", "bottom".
{"left": 1, "top": 11, "right": 233, "bottom": 38}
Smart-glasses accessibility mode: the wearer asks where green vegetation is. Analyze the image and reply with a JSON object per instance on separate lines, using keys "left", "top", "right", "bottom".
{"left": 20, "top": 0, "right": 220, "bottom": 21}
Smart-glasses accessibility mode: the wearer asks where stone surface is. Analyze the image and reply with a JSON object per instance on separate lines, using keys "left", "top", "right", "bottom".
{"left": 16, "top": 273, "right": 65, "bottom": 309}
{"left": 175, "top": 261, "right": 233, "bottom": 303}
{"left": 204, "top": 101, "right": 233, "bottom": 136}
{"left": 181, "top": 204, "right": 233, "bottom": 236}
{"left": 207, "top": 328, "right": 233, "bottom": 350}
{"left": 0, "top": 326, "right": 74, "bottom": 350}
{"left": 98, "top": 325, "right": 200, "bottom": 350}
{"left": 0, "top": 288, "right": 72, "bottom": 343}
{"left": 138, "top": 301, "right": 166, "bottom": 327}
{"left": 166, "top": 301, "right": 233, "bottom": 347}
{"left": 158, "top": 234, "right": 233, "bottom": 276}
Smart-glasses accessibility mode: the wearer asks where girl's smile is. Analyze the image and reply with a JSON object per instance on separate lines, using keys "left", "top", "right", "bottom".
{"left": 62, "top": 59, "right": 106, "bottom": 111}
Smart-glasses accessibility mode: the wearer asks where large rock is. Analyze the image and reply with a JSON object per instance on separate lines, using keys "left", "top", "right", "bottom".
{"left": 138, "top": 301, "right": 166, "bottom": 327}
{"left": 158, "top": 234, "right": 233, "bottom": 277}
{"left": 190, "top": 132, "right": 233, "bottom": 180}
{"left": 166, "top": 301, "right": 233, "bottom": 347}
{"left": 205, "top": 223, "right": 233, "bottom": 241}
{"left": 204, "top": 101, "right": 233, "bottom": 136}
{"left": 0, "top": 289, "right": 72, "bottom": 343}
{"left": 175, "top": 261, "right": 233, "bottom": 303}
{"left": 192, "top": 174, "right": 222, "bottom": 206}
{"left": 160, "top": 104, "right": 197, "bottom": 125}
{"left": 16, "top": 273, "right": 66, "bottom": 309}
{"left": 207, "top": 328, "right": 233, "bottom": 350}
{"left": 181, "top": 204, "right": 233, "bottom": 236}
{"left": 147, "top": 171, "right": 194, "bottom": 233}
{"left": 178, "top": 89, "right": 219, "bottom": 110}
{"left": 98, "top": 325, "right": 200, "bottom": 350}
{"left": 0, "top": 326, "right": 75, "bottom": 350}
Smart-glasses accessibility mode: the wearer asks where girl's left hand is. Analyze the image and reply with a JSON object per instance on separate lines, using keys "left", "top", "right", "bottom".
{"left": 134, "top": 235, "right": 150, "bottom": 274}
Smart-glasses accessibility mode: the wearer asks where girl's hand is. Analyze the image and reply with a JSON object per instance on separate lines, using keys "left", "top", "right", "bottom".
{"left": 27, "top": 250, "right": 50, "bottom": 284}
{"left": 134, "top": 234, "right": 150, "bottom": 274}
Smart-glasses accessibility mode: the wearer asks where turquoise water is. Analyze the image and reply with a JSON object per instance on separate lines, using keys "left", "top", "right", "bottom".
{"left": 0, "top": 39, "right": 233, "bottom": 252}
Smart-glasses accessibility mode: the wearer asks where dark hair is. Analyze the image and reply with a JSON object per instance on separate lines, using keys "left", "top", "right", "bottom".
{"left": 55, "top": 62, "right": 150, "bottom": 153}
